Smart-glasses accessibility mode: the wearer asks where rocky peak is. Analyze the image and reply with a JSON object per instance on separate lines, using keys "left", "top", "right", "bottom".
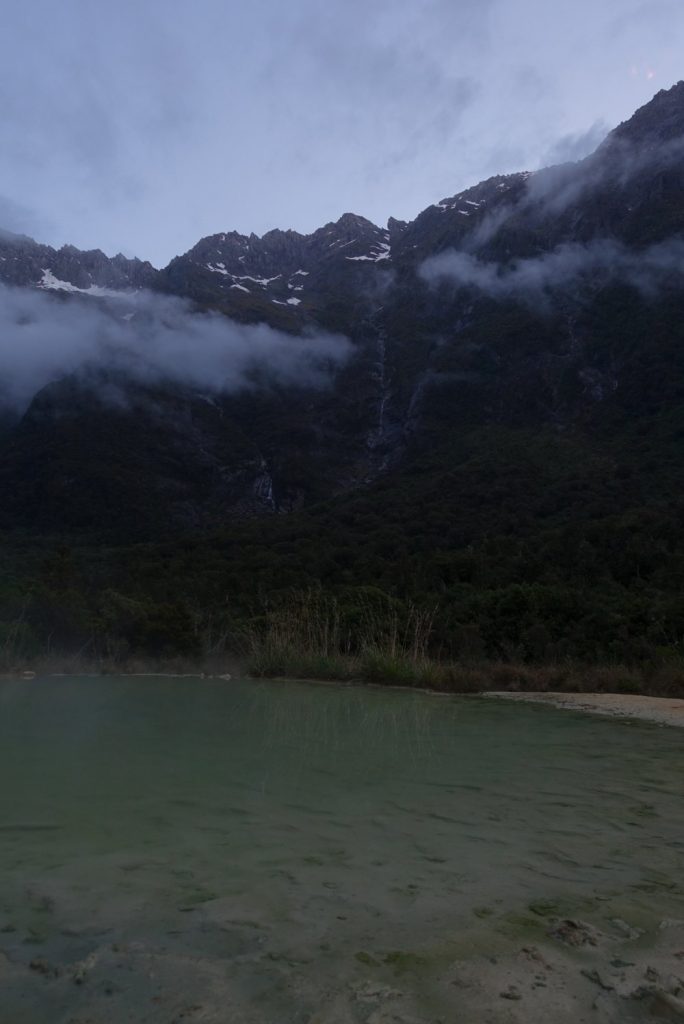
{"left": 334, "top": 212, "right": 379, "bottom": 232}
{"left": 609, "top": 81, "right": 684, "bottom": 146}
{"left": 387, "top": 216, "right": 407, "bottom": 235}
{"left": 0, "top": 233, "right": 157, "bottom": 292}
{"left": 160, "top": 209, "right": 391, "bottom": 314}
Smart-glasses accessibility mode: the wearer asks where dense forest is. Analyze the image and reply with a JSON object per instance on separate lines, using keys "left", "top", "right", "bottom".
{"left": 1, "top": 85, "right": 684, "bottom": 690}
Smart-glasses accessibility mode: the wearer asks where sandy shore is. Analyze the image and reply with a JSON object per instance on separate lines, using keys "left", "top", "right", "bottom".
{"left": 485, "top": 690, "right": 684, "bottom": 728}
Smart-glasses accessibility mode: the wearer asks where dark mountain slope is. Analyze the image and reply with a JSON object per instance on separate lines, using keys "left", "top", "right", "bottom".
{"left": 0, "top": 231, "right": 157, "bottom": 291}
{"left": 158, "top": 212, "right": 395, "bottom": 330}
{"left": 0, "top": 83, "right": 682, "bottom": 551}
{"left": 1, "top": 85, "right": 684, "bottom": 664}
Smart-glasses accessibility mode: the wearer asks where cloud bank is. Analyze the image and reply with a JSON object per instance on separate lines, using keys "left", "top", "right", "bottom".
{"left": 0, "top": 286, "right": 351, "bottom": 412}
{"left": 420, "top": 238, "right": 684, "bottom": 304}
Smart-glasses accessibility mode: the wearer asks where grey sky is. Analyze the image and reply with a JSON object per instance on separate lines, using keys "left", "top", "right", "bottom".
{"left": 1, "top": 0, "right": 682, "bottom": 266}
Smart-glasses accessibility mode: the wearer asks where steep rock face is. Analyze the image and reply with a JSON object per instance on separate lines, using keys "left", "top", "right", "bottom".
{"left": 394, "top": 82, "right": 684, "bottom": 268}
{"left": 0, "top": 375, "right": 315, "bottom": 535}
{"left": 0, "top": 233, "right": 158, "bottom": 293}
{"left": 157, "top": 212, "right": 394, "bottom": 332}
{"left": 0, "top": 84, "right": 682, "bottom": 539}
{"left": 610, "top": 81, "right": 684, "bottom": 147}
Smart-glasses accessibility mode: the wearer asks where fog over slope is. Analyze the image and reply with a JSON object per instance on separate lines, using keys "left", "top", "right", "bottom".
{"left": 0, "top": 285, "right": 350, "bottom": 412}
{"left": 420, "top": 239, "right": 684, "bottom": 304}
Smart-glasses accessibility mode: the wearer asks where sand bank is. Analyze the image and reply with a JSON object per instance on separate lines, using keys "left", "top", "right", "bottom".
{"left": 485, "top": 690, "right": 684, "bottom": 728}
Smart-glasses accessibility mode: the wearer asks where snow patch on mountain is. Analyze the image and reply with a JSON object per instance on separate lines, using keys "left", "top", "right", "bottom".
{"left": 38, "top": 269, "right": 128, "bottom": 298}
{"left": 346, "top": 241, "right": 391, "bottom": 263}
{"left": 235, "top": 273, "right": 281, "bottom": 286}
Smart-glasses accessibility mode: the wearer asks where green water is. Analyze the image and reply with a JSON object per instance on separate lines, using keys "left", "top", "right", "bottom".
{"left": 0, "top": 676, "right": 682, "bottom": 1022}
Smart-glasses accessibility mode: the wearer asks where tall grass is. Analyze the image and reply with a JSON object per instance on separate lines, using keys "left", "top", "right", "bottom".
{"left": 245, "top": 589, "right": 440, "bottom": 685}
{"left": 2, "top": 587, "right": 683, "bottom": 696}
{"left": 244, "top": 589, "right": 684, "bottom": 696}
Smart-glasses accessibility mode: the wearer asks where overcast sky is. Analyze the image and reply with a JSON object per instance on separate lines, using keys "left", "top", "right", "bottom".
{"left": 1, "top": 0, "right": 682, "bottom": 266}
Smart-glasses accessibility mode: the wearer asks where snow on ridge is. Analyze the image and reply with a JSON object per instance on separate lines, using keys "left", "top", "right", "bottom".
{"left": 230, "top": 284, "right": 250, "bottom": 293}
{"left": 234, "top": 273, "right": 281, "bottom": 286}
{"left": 436, "top": 192, "right": 488, "bottom": 214}
{"left": 328, "top": 238, "right": 357, "bottom": 250}
{"left": 205, "top": 264, "right": 282, "bottom": 287}
{"left": 38, "top": 269, "right": 128, "bottom": 298}
{"left": 287, "top": 269, "right": 309, "bottom": 290}
{"left": 346, "top": 241, "right": 391, "bottom": 263}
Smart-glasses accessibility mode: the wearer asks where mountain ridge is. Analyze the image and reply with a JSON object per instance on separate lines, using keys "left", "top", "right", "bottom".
{"left": 0, "top": 82, "right": 682, "bottom": 538}
{"left": 1, "top": 83, "right": 684, "bottom": 665}
{"left": 0, "top": 82, "right": 681, "bottom": 299}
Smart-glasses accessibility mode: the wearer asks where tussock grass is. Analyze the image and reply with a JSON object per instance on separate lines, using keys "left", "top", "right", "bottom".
{"left": 244, "top": 590, "right": 684, "bottom": 697}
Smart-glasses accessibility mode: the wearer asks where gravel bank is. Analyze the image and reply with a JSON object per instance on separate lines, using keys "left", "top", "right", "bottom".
{"left": 484, "top": 691, "right": 684, "bottom": 727}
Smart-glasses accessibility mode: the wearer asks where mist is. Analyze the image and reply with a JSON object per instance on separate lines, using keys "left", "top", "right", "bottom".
{"left": 419, "top": 238, "right": 684, "bottom": 305}
{"left": 525, "top": 131, "right": 684, "bottom": 218}
{"left": 0, "top": 284, "right": 351, "bottom": 412}
{"left": 451, "top": 126, "right": 684, "bottom": 256}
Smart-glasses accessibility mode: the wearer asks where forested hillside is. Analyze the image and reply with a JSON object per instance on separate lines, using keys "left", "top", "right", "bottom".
{"left": 1, "top": 84, "right": 683, "bottom": 675}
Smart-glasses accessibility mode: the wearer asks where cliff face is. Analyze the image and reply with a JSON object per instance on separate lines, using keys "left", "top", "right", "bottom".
{"left": 0, "top": 84, "right": 682, "bottom": 539}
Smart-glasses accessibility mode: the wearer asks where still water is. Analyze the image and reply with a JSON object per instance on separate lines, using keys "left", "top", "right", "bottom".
{"left": 0, "top": 676, "right": 682, "bottom": 1022}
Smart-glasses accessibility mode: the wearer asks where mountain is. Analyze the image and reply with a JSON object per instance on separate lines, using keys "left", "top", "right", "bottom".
{"left": 0, "top": 84, "right": 684, "bottom": 665}
{"left": 0, "top": 231, "right": 157, "bottom": 292}
{"left": 1, "top": 85, "right": 683, "bottom": 535}
{"left": 158, "top": 212, "right": 396, "bottom": 330}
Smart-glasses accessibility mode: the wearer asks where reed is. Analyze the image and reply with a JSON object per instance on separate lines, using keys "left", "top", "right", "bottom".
{"left": 243, "top": 590, "right": 684, "bottom": 696}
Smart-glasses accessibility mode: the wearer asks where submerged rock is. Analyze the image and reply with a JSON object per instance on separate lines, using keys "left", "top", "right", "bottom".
{"left": 548, "top": 918, "right": 602, "bottom": 948}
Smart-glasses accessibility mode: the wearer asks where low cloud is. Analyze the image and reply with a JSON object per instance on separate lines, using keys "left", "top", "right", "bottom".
{"left": 457, "top": 128, "right": 684, "bottom": 255}
{"left": 420, "top": 238, "right": 684, "bottom": 305}
{"left": 538, "top": 120, "right": 610, "bottom": 168}
{"left": 0, "top": 197, "right": 47, "bottom": 243}
{"left": 0, "top": 285, "right": 351, "bottom": 412}
{"left": 526, "top": 131, "right": 684, "bottom": 217}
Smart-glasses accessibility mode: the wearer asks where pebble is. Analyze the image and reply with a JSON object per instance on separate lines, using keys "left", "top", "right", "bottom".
{"left": 652, "top": 991, "right": 684, "bottom": 1018}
